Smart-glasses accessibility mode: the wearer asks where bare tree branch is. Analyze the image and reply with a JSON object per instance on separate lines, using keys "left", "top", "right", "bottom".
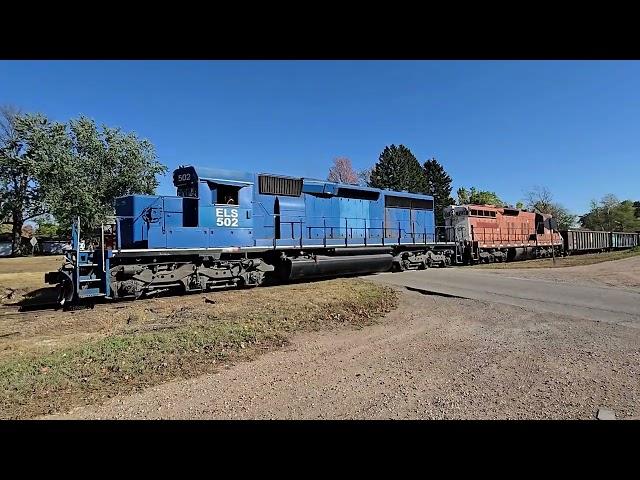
{"left": 328, "top": 157, "right": 359, "bottom": 185}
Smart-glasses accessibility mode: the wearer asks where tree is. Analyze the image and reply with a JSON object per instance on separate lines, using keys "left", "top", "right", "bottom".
{"left": 369, "top": 145, "right": 426, "bottom": 193}
{"left": 457, "top": 186, "right": 504, "bottom": 206}
{"left": 515, "top": 201, "right": 524, "bottom": 209}
{"left": 580, "top": 195, "right": 640, "bottom": 231}
{"left": 524, "top": 186, "right": 575, "bottom": 230}
{"left": 20, "top": 114, "right": 167, "bottom": 232}
{"left": 456, "top": 187, "right": 470, "bottom": 205}
{"left": 35, "top": 215, "right": 61, "bottom": 237}
{"left": 634, "top": 201, "right": 640, "bottom": 219}
{"left": 0, "top": 106, "right": 48, "bottom": 255}
{"left": 422, "top": 158, "right": 454, "bottom": 227}
{"left": 327, "top": 157, "right": 358, "bottom": 184}
{"left": 358, "top": 166, "right": 373, "bottom": 187}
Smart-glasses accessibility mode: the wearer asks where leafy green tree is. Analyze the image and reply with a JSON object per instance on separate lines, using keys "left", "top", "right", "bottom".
{"left": 580, "top": 194, "right": 640, "bottom": 231}
{"left": 0, "top": 106, "right": 49, "bottom": 255}
{"left": 369, "top": 145, "right": 426, "bottom": 194}
{"left": 456, "top": 187, "right": 470, "bottom": 205}
{"left": 20, "top": 114, "right": 167, "bottom": 232}
{"left": 469, "top": 188, "right": 503, "bottom": 206}
{"left": 457, "top": 186, "right": 504, "bottom": 206}
{"left": 524, "top": 186, "right": 575, "bottom": 230}
{"left": 422, "top": 158, "right": 454, "bottom": 226}
{"left": 634, "top": 201, "right": 640, "bottom": 219}
{"left": 35, "top": 215, "right": 61, "bottom": 237}
{"left": 515, "top": 201, "right": 524, "bottom": 209}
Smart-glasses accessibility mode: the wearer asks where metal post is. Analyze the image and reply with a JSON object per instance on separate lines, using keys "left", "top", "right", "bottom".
{"left": 345, "top": 218, "right": 348, "bottom": 247}
{"left": 116, "top": 217, "right": 121, "bottom": 251}
{"left": 75, "top": 216, "right": 80, "bottom": 297}
{"left": 101, "top": 224, "right": 106, "bottom": 273}
{"left": 364, "top": 219, "right": 367, "bottom": 246}
{"left": 323, "top": 218, "right": 327, "bottom": 247}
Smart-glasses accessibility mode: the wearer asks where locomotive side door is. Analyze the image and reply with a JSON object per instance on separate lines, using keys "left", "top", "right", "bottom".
{"left": 206, "top": 180, "right": 254, "bottom": 248}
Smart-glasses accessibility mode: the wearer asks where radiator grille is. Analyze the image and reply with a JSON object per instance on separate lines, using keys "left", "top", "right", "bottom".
{"left": 258, "top": 175, "right": 303, "bottom": 196}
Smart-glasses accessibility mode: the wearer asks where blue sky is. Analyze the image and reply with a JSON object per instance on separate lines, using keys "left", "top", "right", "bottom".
{"left": 1, "top": 60, "right": 639, "bottom": 215}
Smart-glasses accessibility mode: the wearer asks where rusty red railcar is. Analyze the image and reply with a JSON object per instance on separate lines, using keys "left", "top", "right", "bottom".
{"left": 443, "top": 204, "right": 563, "bottom": 263}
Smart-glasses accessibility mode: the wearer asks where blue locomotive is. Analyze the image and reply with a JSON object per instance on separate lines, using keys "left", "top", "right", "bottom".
{"left": 46, "top": 165, "right": 456, "bottom": 306}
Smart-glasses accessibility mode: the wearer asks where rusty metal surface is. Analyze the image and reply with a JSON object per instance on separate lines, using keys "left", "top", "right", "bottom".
{"left": 464, "top": 205, "right": 563, "bottom": 248}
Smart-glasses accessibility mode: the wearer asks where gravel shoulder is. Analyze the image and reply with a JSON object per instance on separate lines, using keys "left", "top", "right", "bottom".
{"left": 49, "top": 288, "right": 640, "bottom": 420}
{"left": 477, "top": 255, "right": 640, "bottom": 293}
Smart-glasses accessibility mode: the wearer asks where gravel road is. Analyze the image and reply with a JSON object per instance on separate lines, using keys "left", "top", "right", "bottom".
{"left": 49, "top": 284, "right": 640, "bottom": 420}
{"left": 480, "top": 255, "right": 640, "bottom": 293}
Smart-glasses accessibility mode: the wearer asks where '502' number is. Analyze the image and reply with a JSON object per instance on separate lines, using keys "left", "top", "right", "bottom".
{"left": 216, "top": 217, "right": 239, "bottom": 227}
{"left": 215, "top": 207, "right": 239, "bottom": 227}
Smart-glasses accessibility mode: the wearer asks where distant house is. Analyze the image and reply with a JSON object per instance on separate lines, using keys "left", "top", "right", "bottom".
{"left": 39, "top": 239, "right": 68, "bottom": 254}
{"left": 0, "top": 231, "right": 70, "bottom": 257}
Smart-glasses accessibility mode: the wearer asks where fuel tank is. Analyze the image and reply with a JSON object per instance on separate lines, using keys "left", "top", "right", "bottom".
{"left": 278, "top": 254, "right": 393, "bottom": 281}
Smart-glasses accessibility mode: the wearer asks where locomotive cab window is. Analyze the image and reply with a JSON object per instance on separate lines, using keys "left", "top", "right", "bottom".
{"left": 216, "top": 185, "right": 240, "bottom": 205}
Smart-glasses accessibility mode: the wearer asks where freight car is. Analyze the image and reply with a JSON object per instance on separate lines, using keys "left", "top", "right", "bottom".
{"left": 45, "top": 165, "right": 457, "bottom": 307}
{"left": 561, "top": 229, "right": 640, "bottom": 254}
{"left": 443, "top": 204, "right": 563, "bottom": 263}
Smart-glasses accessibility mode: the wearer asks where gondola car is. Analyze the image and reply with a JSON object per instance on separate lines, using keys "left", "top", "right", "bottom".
{"left": 561, "top": 229, "right": 639, "bottom": 254}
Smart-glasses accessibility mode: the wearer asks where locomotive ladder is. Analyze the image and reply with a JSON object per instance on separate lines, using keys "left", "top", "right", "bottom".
{"left": 70, "top": 219, "right": 107, "bottom": 301}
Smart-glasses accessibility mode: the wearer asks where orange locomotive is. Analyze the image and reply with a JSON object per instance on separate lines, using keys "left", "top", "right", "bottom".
{"left": 443, "top": 204, "right": 563, "bottom": 264}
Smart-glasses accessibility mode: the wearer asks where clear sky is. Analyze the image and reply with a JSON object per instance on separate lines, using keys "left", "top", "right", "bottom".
{"left": 1, "top": 60, "right": 638, "bottom": 215}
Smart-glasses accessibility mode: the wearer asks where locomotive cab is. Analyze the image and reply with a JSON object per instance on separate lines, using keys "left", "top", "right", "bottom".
{"left": 172, "top": 166, "right": 254, "bottom": 248}
{"left": 443, "top": 205, "right": 471, "bottom": 242}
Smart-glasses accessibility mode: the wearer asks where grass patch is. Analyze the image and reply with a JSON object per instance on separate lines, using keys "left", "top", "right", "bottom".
{"left": 0, "top": 278, "right": 397, "bottom": 419}
{"left": 0, "top": 256, "right": 63, "bottom": 305}
{"left": 474, "top": 247, "right": 640, "bottom": 269}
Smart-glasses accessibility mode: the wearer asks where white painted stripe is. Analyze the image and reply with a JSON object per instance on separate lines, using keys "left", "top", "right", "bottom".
{"left": 111, "top": 241, "right": 458, "bottom": 256}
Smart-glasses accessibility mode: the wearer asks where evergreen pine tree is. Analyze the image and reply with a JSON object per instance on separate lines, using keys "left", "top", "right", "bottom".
{"left": 422, "top": 157, "right": 454, "bottom": 226}
{"left": 369, "top": 145, "right": 426, "bottom": 193}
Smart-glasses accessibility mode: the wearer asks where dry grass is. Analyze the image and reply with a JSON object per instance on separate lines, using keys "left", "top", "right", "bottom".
{"left": 474, "top": 248, "right": 640, "bottom": 269}
{"left": 0, "top": 256, "right": 63, "bottom": 305}
{"left": 0, "top": 278, "right": 398, "bottom": 419}
{"left": 0, "top": 255, "right": 63, "bottom": 275}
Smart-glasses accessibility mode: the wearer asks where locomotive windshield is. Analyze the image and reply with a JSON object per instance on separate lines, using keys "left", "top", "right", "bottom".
{"left": 173, "top": 166, "right": 198, "bottom": 198}
{"left": 177, "top": 185, "right": 198, "bottom": 198}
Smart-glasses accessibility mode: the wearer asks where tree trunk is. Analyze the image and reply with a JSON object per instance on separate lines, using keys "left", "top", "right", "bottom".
{"left": 11, "top": 211, "right": 22, "bottom": 256}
